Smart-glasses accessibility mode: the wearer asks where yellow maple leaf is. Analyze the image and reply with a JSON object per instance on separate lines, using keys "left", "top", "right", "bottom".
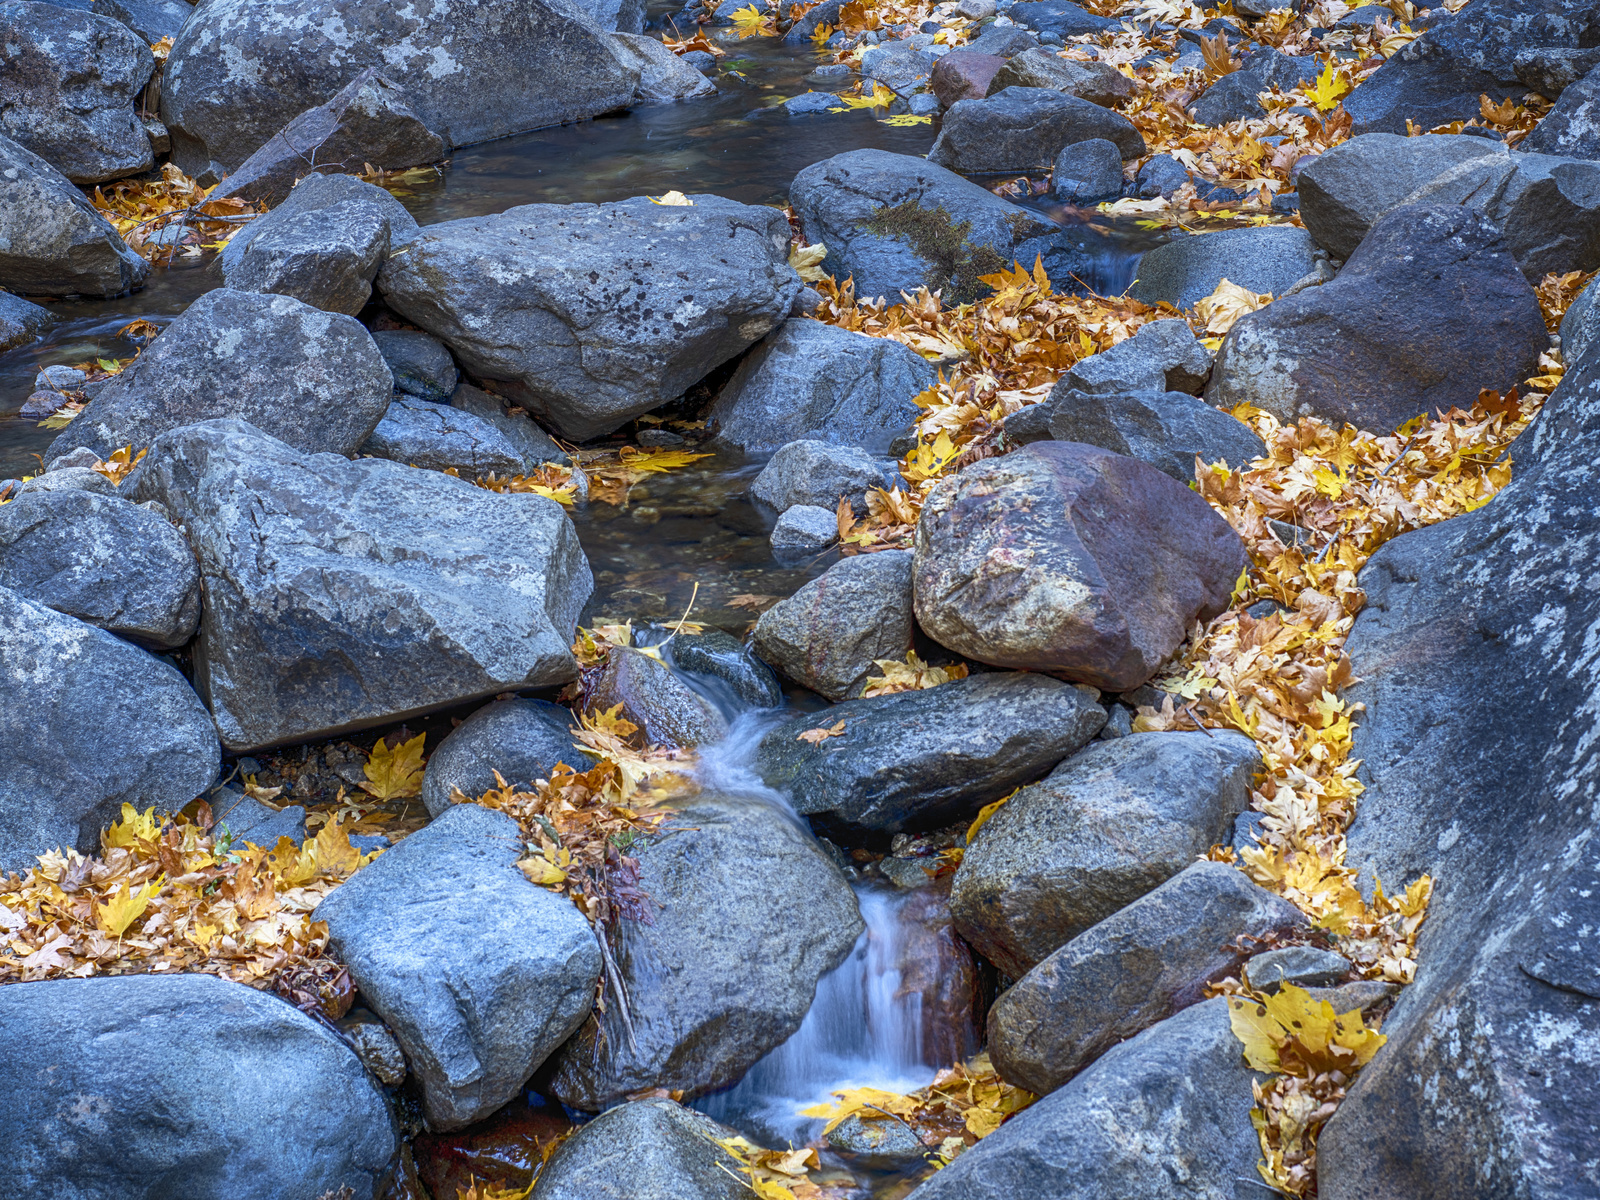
{"left": 518, "top": 851, "right": 569, "bottom": 888}
{"left": 1194, "top": 278, "right": 1271, "bottom": 335}
{"left": 832, "top": 82, "right": 897, "bottom": 110}
{"left": 860, "top": 650, "right": 968, "bottom": 697}
{"left": 966, "top": 791, "right": 1015, "bottom": 845}
{"left": 788, "top": 242, "right": 828, "bottom": 282}
{"left": 360, "top": 732, "right": 426, "bottom": 801}
{"left": 1306, "top": 61, "right": 1351, "bottom": 112}
{"left": 800, "top": 1085, "right": 918, "bottom": 1134}
{"left": 104, "top": 803, "right": 160, "bottom": 849}
{"left": 95, "top": 878, "right": 159, "bottom": 937}
{"left": 809, "top": 20, "right": 833, "bottom": 46}
{"left": 615, "top": 446, "right": 713, "bottom": 474}
{"left": 1229, "top": 983, "right": 1387, "bottom": 1077}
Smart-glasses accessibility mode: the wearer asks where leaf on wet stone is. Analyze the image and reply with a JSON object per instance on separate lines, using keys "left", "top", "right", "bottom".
{"left": 797, "top": 720, "right": 847, "bottom": 745}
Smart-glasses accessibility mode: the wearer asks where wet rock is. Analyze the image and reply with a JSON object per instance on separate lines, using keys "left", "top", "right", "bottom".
{"left": 640, "top": 624, "right": 784, "bottom": 710}
{"left": 1058, "top": 317, "right": 1213, "bottom": 395}
{"left": 1134, "top": 152, "right": 1190, "bottom": 200}
{"left": 0, "top": 974, "right": 396, "bottom": 1199}
{"left": 988, "top": 861, "right": 1307, "bottom": 1094}
{"left": 906, "top": 998, "right": 1262, "bottom": 1200}
{"left": 378, "top": 196, "right": 798, "bottom": 441}
{"left": 1128, "top": 224, "right": 1318, "bottom": 311}
{"left": 951, "top": 731, "right": 1261, "bottom": 977}
{"left": 587, "top": 646, "right": 728, "bottom": 750}
{"left": 789, "top": 148, "right": 1055, "bottom": 303}
{"left": 784, "top": 0, "right": 841, "bottom": 42}
{"left": 769, "top": 504, "right": 839, "bottom": 557}
{"left": 374, "top": 330, "right": 458, "bottom": 402}
{"left": 317, "top": 804, "right": 601, "bottom": 1131}
{"left": 1310, "top": 339, "right": 1600, "bottom": 1199}
{"left": 930, "top": 49, "right": 1007, "bottom": 107}
{"left": 547, "top": 793, "right": 863, "bottom": 1108}
{"left": 162, "top": 0, "right": 639, "bottom": 180}
{"left": 0, "top": 586, "right": 218, "bottom": 870}
{"left": 336, "top": 1008, "right": 409, "bottom": 1087}
{"left": 827, "top": 1112, "right": 928, "bottom": 1165}
{"left": 1205, "top": 204, "right": 1547, "bottom": 432}
{"left": 449, "top": 383, "right": 575, "bottom": 477}
{"left": 614, "top": 32, "right": 717, "bottom": 101}
{"left": 1190, "top": 46, "right": 1319, "bottom": 125}
{"left": 1051, "top": 137, "right": 1124, "bottom": 205}
{"left": 421, "top": 697, "right": 577, "bottom": 818}
{"left": 1515, "top": 45, "right": 1600, "bottom": 98}
{"left": 414, "top": 1102, "right": 573, "bottom": 1200}
{"left": 360, "top": 397, "right": 526, "bottom": 478}
{"left": 92, "top": 0, "right": 194, "bottom": 41}
{"left": 861, "top": 41, "right": 938, "bottom": 94}
{"left": 896, "top": 884, "right": 982, "bottom": 1062}
{"left": 208, "top": 786, "right": 309, "bottom": 846}
{"left": 928, "top": 87, "right": 1144, "bottom": 174}
{"left": 125, "top": 419, "right": 592, "bottom": 753}
{"left": 752, "top": 550, "right": 914, "bottom": 701}
{"left": 0, "top": 133, "right": 147, "bottom": 297}
{"left": 709, "top": 319, "right": 934, "bottom": 455}
{"left": 220, "top": 172, "right": 419, "bottom": 316}
{"left": 750, "top": 439, "right": 891, "bottom": 515}
{"left": 0, "top": 489, "right": 200, "bottom": 651}
{"left": 0, "top": 290, "right": 52, "bottom": 352}
{"left": 912, "top": 442, "right": 1248, "bottom": 691}
{"left": 1006, "top": 1, "right": 1116, "bottom": 39}
{"left": 0, "top": 2, "right": 154, "bottom": 184}
{"left": 755, "top": 672, "right": 1105, "bottom": 832}
{"left": 531, "top": 1100, "right": 747, "bottom": 1200}
{"left": 986, "top": 49, "right": 1132, "bottom": 107}
{"left": 1045, "top": 389, "right": 1265, "bottom": 481}
{"left": 45, "top": 289, "right": 394, "bottom": 466}
{"left": 783, "top": 90, "right": 843, "bottom": 115}
{"left": 1247, "top": 946, "right": 1351, "bottom": 991}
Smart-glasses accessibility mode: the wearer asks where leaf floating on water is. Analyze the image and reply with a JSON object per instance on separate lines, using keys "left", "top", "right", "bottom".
{"left": 880, "top": 113, "right": 933, "bottom": 126}
{"left": 727, "top": 593, "right": 779, "bottom": 612}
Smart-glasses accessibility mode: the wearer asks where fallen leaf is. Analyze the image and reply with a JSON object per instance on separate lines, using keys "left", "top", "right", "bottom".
{"left": 797, "top": 720, "right": 847, "bottom": 745}
{"left": 359, "top": 731, "right": 426, "bottom": 801}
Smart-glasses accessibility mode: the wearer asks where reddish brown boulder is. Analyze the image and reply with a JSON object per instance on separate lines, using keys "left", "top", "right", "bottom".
{"left": 930, "top": 50, "right": 1007, "bottom": 108}
{"left": 912, "top": 441, "right": 1247, "bottom": 691}
{"left": 892, "top": 885, "right": 981, "bottom": 1064}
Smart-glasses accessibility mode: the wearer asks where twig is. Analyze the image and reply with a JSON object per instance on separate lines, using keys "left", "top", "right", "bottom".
{"left": 1184, "top": 703, "right": 1214, "bottom": 738}
{"left": 1376, "top": 431, "right": 1419, "bottom": 479}
{"left": 595, "top": 924, "right": 640, "bottom": 1055}
{"left": 660, "top": 581, "right": 701, "bottom": 648}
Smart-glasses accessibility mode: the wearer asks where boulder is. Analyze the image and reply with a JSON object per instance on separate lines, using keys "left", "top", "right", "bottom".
{"left": 573, "top": 0, "right": 645, "bottom": 33}
{"left": 450, "top": 383, "right": 574, "bottom": 477}
{"left": 789, "top": 148, "right": 1055, "bottom": 303}
{"left": 1051, "top": 137, "right": 1124, "bottom": 205}
{"left": 372, "top": 330, "right": 457, "bottom": 402}
{"left": 904, "top": 998, "right": 1263, "bottom": 1200}
{"left": 928, "top": 87, "right": 1144, "bottom": 174}
{"left": 1309, "top": 336, "right": 1600, "bottom": 1198}
{"left": 0, "top": 133, "right": 147, "bottom": 297}
{"left": 749, "top": 439, "right": 891, "bottom": 515}
{"left": 359, "top": 397, "right": 526, "bottom": 478}
{"left": 929, "top": 49, "right": 1007, "bottom": 107}
{"left": 13, "top": 466, "right": 118, "bottom": 498}
{"left": 1057, "top": 318, "right": 1213, "bottom": 395}
{"left": 612, "top": 32, "right": 716, "bottom": 101}
{"left": 92, "top": 0, "right": 194, "bottom": 41}
{"left": 0, "top": 1, "right": 154, "bottom": 184}
{"left": 769, "top": 504, "right": 838, "bottom": 556}
{"left": 783, "top": 91, "right": 846, "bottom": 116}
{"left": 1344, "top": 0, "right": 1600, "bottom": 135}
{"left": 1515, "top": 44, "right": 1600, "bottom": 98}
{"left": 316, "top": 804, "right": 601, "bottom": 1130}
{"left": 0, "top": 974, "right": 396, "bottom": 1198}
{"left": 985, "top": 48, "right": 1132, "bottom": 107}
{"left": 378, "top": 196, "right": 799, "bottom": 441}
{"left": 531, "top": 1100, "right": 746, "bottom": 1200}
{"left": 0, "top": 290, "right": 53, "bottom": 353}
{"left": 637, "top": 624, "right": 784, "bottom": 710}
{"left": 0, "top": 489, "right": 200, "bottom": 650}
{"left": 220, "top": 171, "right": 419, "bottom": 315}
{"left": 547, "top": 793, "right": 863, "bottom": 1108}
{"left": 124, "top": 419, "right": 592, "bottom": 752}
{"left": 1247, "top": 945, "right": 1351, "bottom": 991}
{"left": 45, "top": 289, "right": 394, "bottom": 466}
{"left": 585, "top": 646, "right": 728, "bottom": 750}
{"left": 751, "top": 550, "right": 914, "bottom": 701}
{"left": 709, "top": 319, "right": 934, "bottom": 455}
{"left": 1205, "top": 204, "right": 1547, "bottom": 432}
{"left": 987, "top": 861, "right": 1307, "bottom": 1094}
{"left": 1128, "top": 225, "right": 1319, "bottom": 311}
{"left": 827, "top": 1112, "right": 927, "bottom": 1166}
{"left": 161, "top": 0, "right": 639, "bottom": 179}
{"left": 1190, "top": 46, "right": 1319, "bottom": 125}
{"left": 0, "top": 586, "right": 218, "bottom": 870}
{"left": 421, "top": 697, "right": 577, "bottom": 818}
{"left": 754, "top": 672, "right": 1106, "bottom": 832}
{"left": 912, "top": 442, "right": 1248, "bottom": 691}
{"left": 209, "top": 785, "right": 309, "bottom": 845}
{"left": 1045, "top": 389, "right": 1266, "bottom": 481}
{"left": 861, "top": 42, "right": 937, "bottom": 94}
{"left": 1560, "top": 273, "right": 1600, "bottom": 363}
{"left": 1005, "top": 0, "right": 1116, "bottom": 39}
{"left": 951, "top": 731, "right": 1261, "bottom": 977}
{"left": 783, "top": 0, "right": 840, "bottom": 42}
{"left": 964, "top": 24, "right": 1040, "bottom": 58}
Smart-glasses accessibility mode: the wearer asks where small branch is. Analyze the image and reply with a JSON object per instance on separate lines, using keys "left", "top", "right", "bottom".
{"left": 1184, "top": 703, "right": 1214, "bottom": 738}
{"left": 595, "top": 922, "right": 640, "bottom": 1055}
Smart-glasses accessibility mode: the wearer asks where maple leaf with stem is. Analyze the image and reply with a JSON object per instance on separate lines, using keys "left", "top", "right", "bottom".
{"left": 95, "top": 878, "right": 160, "bottom": 937}
{"left": 359, "top": 731, "right": 426, "bottom": 801}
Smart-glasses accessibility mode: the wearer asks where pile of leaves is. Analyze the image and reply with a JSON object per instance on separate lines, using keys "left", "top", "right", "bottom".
{"left": 91, "top": 162, "right": 261, "bottom": 263}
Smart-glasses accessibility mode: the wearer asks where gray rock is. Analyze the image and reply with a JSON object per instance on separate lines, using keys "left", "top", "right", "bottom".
{"left": 0, "top": 290, "right": 53, "bottom": 352}
{"left": 1045, "top": 389, "right": 1265, "bottom": 481}
{"left": 573, "top": 0, "right": 645, "bottom": 33}
{"left": 1231, "top": 809, "right": 1269, "bottom": 855}
{"left": 220, "top": 172, "right": 419, "bottom": 315}
{"left": 373, "top": 330, "right": 457, "bottom": 401}
{"left": 710, "top": 319, "right": 934, "bottom": 455}
{"left": 0, "top": 974, "right": 396, "bottom": 1199}
{"left": 768, "top": 504, "right": 839, "bottom": 557}
{"left": 449, "top": 383, "right": 575, "bottom": 480}
{"left": 420, "top": 697, "right": 577, "bottom": 818}
{"left": 0, "top": 1, "right": 154, "bottom": 184}
{"left": 1190, "top": 47, "right": 1319, "bottom": 125}
{"left": 92, "top": 0, "right": 193, "bottom": 41}
{"left": 988, "top": 861, "right": 1307, "bottom": 1093}
{"left": 749, "top": 439, "right": 891, "bottom": 514}
{"left": 1206, "top": 204, "right": 1547, "bottom": 432}
{"left": 638, "top": 624, "right": 783, "bottom": 710}
{"left": 586, "top": 646, "right": 728, "bottom": 750}
{"left": 906, "top": 998, "right": 1262, "bottom": 1199}
{"left": 1058, "top": 318, "right": 1213, "bottom": 395}
{"left": 1096, "top": 702, "right": 1133, "bottom": 739}
{"left": 316, "top": 803, "right": 601, "bottom": 1130}
{"left": 755, "top": 672, "right": 1105, "bottom": 832}
{"left": 613, "top": 32, "right": 716, "bottom": 101}
{"left": 46, "top": 289, "right": 394, "bottom": 466}
{"left": 783, "top": 90, "right": 845, "bottom": 115}
{"left": 0, "top": 489, "right": 200, "bottom": 650}
{"left": 161, "top": 0, "right": 639, "bottom": 179}
{"left": 986, "top": 49, "right": 1132, "bottom": 107}
{"left": 1051, "top": 137, "right": 1124, "bottom": 205}
{"left": 861, "top": 41, "right": 937, "bottom": 94}
{"left": 1517, "top": 62, "right": 1600, "bottom": 158}
{"left": 208, "top": 786, "right": 309, "bottom": 845}
{"left": 789, "top": 148, "right": 1055, "bottom": 303}
{"left": 752, "top": 551, "right": 914, "bottom": 701}
{"left": 1515, "top": 45, "right": 1600, "bottom": 99}
{"left": 0, "top": 133, "right": 147, "bottom": 297}
{"left": 378, "top": 197, "right": 799, "bottom": 442}
{"left": 124, "top": 419, "right": 592, "bottom": 753}
{"left": 1247, "top": 945, "right": 1351, "bottom": 991}
{"left": 548, "top": 793, "right": 864, "bottom": 1108}
{"left": 13, "top": 466, "right": 118, "bottom": 498}
{"left": 336, "top": 1009, "right": 409, "bottom": 1087}
{"left": 965, "top": 24, "right": 1040, "bottom": 57}
{"left": 531, "top": 1100, "right": 747, "bottom": 1200}
{"left": 1005, "top": 0, "right": 1116, "bottom": 39}
{"left": 928, "top": 87, "right": 1144, "bottom": 174}
{"left": 952, "top": 731, "right": 1261, "bottom": 977}
{"left": 1560, "top": 273, "right": 1600, "bottom": 364}
{"left": 1128, "top": 225, "right": 1318, "bottom": 311}
{"left": 827, "top": 1112, "right": 928, "bottom": 1165}
{"left": 1311, "top": 333, "right": 1600, "bottom": 1198}
{"left": 360, "top": 396, "right": 526, "bottom": 478}
{"left": 784, "top": 0, "right": 841, "bottom": 42}
{"left": 1135, "top": 152, "right": 1190, "bottom": 200}
{"left": 0, "top": 586, "right": 218, "bottom": 870}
